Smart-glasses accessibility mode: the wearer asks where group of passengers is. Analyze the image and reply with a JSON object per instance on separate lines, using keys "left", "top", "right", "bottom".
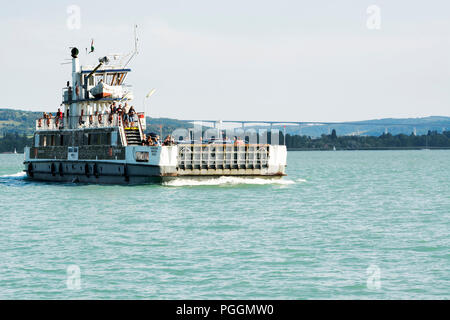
{"left": 141, "top": 134, "right": 175, "bottom": 147}
{"left": 40, "top": 109, "right": 65, "bottom": 127}
{"left": 141, "top": 134, "right": 160, "bottom": 146}
{"left": 108, "top": 102, "right": 137, "bottom": 127}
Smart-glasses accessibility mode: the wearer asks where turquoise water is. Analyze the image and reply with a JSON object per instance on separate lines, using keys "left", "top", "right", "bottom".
{"left": 0, "top": 151, "right": 449, "bottom": 299}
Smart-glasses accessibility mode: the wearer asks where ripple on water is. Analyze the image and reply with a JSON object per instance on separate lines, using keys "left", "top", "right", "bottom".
{"left": 0, "top": 152, "right": 449, "bottom": 299}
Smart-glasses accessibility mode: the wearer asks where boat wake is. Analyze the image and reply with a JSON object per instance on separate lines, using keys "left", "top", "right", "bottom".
{"left": 163, "top": 176, "right": 297, "bottom": 187}
{"left": 0, "top": 171, "right": 26, "bottom": 178}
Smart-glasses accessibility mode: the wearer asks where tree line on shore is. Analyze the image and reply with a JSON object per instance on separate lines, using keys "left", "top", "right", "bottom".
{"left": 0, "top": 133, "right": 31, "bottom": 153}
{"left": 1, "top": 130, "right": 450, "bottom": 153}
{"left": 285, "top": 129, "right": 450, "bottom": 150}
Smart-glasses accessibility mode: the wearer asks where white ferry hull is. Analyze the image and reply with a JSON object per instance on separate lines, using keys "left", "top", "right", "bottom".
{"left": 23, "top": 145, "right": 287, "bottom": 185}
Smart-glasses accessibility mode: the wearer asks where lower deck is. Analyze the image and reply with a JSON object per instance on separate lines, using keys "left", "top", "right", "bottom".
{"left": 24, "top": 144, "right": 287, "bottom": 184}
{"left": 24, "top": 160, "right": 284, "bottom": 184}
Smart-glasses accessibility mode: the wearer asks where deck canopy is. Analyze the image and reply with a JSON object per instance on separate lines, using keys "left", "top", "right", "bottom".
{"left": 82, "top": 68, "right": 131, "bottom": 86}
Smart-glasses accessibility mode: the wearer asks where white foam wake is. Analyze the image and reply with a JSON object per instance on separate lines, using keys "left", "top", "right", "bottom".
{"left": 163, "top": 176, "right": 295, "bottom": 187}
{"left": 0, "top": 171, "right": 26, "bottom": 178}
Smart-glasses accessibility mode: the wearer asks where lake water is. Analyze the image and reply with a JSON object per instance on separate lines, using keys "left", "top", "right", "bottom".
{"left": 0, "top": 150, "right": 448, "bottom": 299}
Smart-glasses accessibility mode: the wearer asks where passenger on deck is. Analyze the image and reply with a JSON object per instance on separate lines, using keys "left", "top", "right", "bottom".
{"left": 128, "top": 106, "right": 136, "bottom": 127}
{"left": 79, "top": 110, "right": 85, "bottom": 126}
{"left": 141, "top": 134, "right": 147, "bottom": 146}
{"left": 163, "top": 135, "right": 175, "bottom": 146}
{"left": 122, "top": 103, "right": 130, "bottom": 127}
{"left": 154, "top": 135, "right": 161, "bottom": 146}
{"left": 110, "top": 102, "right": 117, "bottom": 114}
{"left": 55, "top": 109, "right": 63, "bottom": 127}
{"left": 56, "top": 108, "right": 63, "bottom": 120}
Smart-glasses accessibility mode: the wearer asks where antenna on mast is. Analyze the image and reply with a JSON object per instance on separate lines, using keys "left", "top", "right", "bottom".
{"left": 123, "top": 24, "right": 139, "bottom": 67}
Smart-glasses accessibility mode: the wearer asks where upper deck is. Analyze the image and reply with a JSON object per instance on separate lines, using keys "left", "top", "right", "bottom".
{"left": 36, "top": 112, "right": 146, "bottom": 131}
{"left": 62, "top": 66, "right": 133, "bottom": 104}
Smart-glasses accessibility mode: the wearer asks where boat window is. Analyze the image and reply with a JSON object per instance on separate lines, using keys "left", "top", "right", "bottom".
{"left": 88, "top": 76, "right": 94, "bottom": 86}
{"left": 106, "top": 73, "right": 119, "bottom": 85}
{"left": 63, "top": 135, "right": 70, "bottom": 146}
{"left": 95, "top": 74, "right": 104, "bottom": 85}
{"left": 118, "top": 73, "right": 127, "bottom": 85}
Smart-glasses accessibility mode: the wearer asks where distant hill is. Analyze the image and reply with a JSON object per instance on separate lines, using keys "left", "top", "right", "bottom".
{"left": 0, "top": 108, "right": 449, "bottom": 138}
{"left": 0, "top": 109, "right": 42, "bottom": 136}
{"left": 258, "top": 116, "right": 450, "bottom": 137}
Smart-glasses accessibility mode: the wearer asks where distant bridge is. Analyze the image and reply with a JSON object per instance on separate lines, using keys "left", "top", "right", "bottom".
{"left": 181, "top": 119, "right": 449, "bottom": 128}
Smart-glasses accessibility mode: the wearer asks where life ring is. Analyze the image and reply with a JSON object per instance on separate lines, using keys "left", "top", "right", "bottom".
{"left": 85, "top": 163, "right": 90, "bottom": 177}
{"left": 93, "top": 163, "right": 99, "bottom": 178}
{"left": 98, "top": 113, "right": 102, "bottom": 124}
{"left": 28, "top": 163, "right": 34, "bottom": 178}
{"left": 75, "top": 85, "right": 80, "bottom": 97}
{"left": 123, "top": 164, "right": 129, "bottom": 182}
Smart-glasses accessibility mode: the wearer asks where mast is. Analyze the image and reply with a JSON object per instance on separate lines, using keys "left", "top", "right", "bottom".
{"left": 70, "top": 47, "right": 81, "bottom": 129}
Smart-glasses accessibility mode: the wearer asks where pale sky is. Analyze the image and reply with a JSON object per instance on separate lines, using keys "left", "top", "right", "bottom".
{"left": 0, "top": 0, "right": 449, "bottom": 122}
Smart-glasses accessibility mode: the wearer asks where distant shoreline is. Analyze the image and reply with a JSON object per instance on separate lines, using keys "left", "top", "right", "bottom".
{"left": 288, "top": 147, "right": 450, "bottom": 151}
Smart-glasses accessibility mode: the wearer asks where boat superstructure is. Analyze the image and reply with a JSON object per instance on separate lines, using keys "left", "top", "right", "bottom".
{"left": 24, "top": 47, "right": 287, "bottom": 184}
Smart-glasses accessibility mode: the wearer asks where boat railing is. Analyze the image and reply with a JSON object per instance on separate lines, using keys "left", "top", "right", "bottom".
{"left": 36, "top": 114, "right": 123, "bottom": 130}
{"left": 76, "top": 113, "right": 122, "bottom": 129}
{"left": 177, "top": 143, "right": 270, "bottom": 169}
{"left": 36, "top": 117, "right": 65, "bottom": 131}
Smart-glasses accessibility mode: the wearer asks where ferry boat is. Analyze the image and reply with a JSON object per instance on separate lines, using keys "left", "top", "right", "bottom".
{"left": 23, "top": 47, "right": 287, "bottom": 184}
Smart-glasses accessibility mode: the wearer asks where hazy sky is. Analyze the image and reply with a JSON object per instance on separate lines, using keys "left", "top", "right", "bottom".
{"left": 1, "top": 0, "right": 449, "bottom": 121}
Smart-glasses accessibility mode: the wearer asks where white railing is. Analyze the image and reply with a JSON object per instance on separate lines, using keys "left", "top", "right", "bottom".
{"left": 178, "top": 144, "right": 270, "bottom": 169}
{"left": 36, "top": 114, "right": 123, "bottom": 130}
